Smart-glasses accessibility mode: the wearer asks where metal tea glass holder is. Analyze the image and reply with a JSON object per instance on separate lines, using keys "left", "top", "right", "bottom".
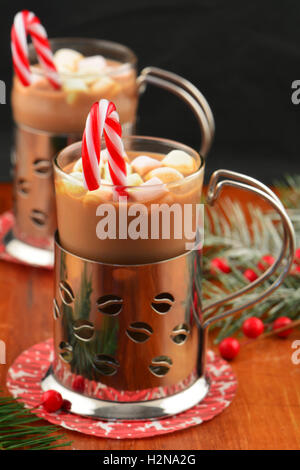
{"left": 42, "top": 70, "right": 294, "bottom": 420}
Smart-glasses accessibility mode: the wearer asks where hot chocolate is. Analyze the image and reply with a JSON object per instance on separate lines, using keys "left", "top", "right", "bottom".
{"left": 54, "top": 138, "right": 204, "bottom": 264}
{"left": 12, "top": 56, "right": 137, "bottom": 134}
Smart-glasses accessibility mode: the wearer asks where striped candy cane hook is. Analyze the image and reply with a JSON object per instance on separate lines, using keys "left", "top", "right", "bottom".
{"left": 82, "top": 99, "right": 127, "bottom": 191}
{"left": 11, "top": 10, "right": 61, "bottom": 89}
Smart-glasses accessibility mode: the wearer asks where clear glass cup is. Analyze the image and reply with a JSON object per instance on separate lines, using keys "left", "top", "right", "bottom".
{"left": 54, "top": 136, "right": 205, "bottom": 265}
{"left": 9, "top": 38, "right": 138, "bottom": 259}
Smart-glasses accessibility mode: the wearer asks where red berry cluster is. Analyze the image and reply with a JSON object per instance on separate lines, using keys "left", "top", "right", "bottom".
{"left": 210, "top": 257, "right": 231, "bottom": 274}
{"left": 211, "top": 249, "right": 300, "bottom": 280}
{"left": 210, "top": 254, "right": 295, "bottom": 362}
{"left": 257, "top": 254, "right": 275, "bottom": 271}
{"left": 40, "top": 375, "right": 85, "bottom": 413}
{"left": 219, "top": 315, "right": 293, "bottom": 361}
{"left": 210, "top": 253, "right": 277, "bottom": 284}
{"left": 41, "top": 390, "right": 71, "bottom": 413}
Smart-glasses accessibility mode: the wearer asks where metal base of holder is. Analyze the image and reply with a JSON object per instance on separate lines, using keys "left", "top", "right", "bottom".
{"left": 3, "top": 230, "right": 54, "bottom": 268}
{"left": 41, "top": 367, "right": 210, "bottom": 421}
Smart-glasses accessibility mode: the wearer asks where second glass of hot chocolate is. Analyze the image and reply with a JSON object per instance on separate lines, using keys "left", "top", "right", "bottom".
{"left": 10, "top": 38, "right": 137, "bottom": 262}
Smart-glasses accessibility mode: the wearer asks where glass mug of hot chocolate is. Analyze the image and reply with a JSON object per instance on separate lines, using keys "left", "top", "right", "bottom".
{"left": 7, "top": 34, "right": 138, "bottom": 267}
{"left": 42, "top": 70, "right": 295, "bottom": 421}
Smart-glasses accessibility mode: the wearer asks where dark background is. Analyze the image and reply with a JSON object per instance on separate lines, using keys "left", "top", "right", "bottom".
{"left": 0, "top": 0, "right": 299, "bottom": 183}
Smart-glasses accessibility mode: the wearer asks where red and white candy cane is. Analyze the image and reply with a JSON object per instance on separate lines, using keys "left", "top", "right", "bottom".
{"left": 82, "top": 99, "right": 127, "bottom": 191}
{"left": 11, "top": 10, "right": 61, "bottom": 89}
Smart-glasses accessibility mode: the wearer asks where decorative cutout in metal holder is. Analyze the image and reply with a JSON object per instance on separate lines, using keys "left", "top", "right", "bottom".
{"left": 97, "top": 295, "right": 123, "bottom": 316}
{"left": 171, "top": 324, "right": 190, "bottom": 345}
{"left": 53, "top": 298, "right": 61, "bottom": 320}
{"left": 30, "top": 209, "right": 47, "bottom": 227}
{"left": 73, "top": 320, "right": 95, "bottom": 342}
{"left": 149, "top": 356, "right": 173, "bottom": 377}
{"left": 17, "top": 178, "right": 30, "bottom": 196}
{"left": 126, "top": 322, "right": 153, "bottom": 343}
{"left": 59, "top": 281, "right": 74, "bottom": 305}
{"left": 93, "top": 354, "right": 120, "bottom": 376}
{"left": 151, "top": 293, "right": 174, "bottom": 314}
{"left": 58, "top": 341, "right": 73, "bottom": 363}
{"left": 32, "top": 159, "right": 52, "bottom": 176}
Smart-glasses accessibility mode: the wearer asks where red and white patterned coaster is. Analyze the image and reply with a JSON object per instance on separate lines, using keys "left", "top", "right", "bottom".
{"left": 7, "top": 339, "right": 237, "bottom": 439}
{"left": 0, "top": 211, "right": 53, "bottom": 269}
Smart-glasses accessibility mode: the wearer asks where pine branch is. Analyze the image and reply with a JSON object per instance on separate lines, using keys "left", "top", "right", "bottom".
{"left": 274, "top": 174, "right": 300, "bottom": 208}
{"left": 0, "top": 392, "right": 72, "bottom": 450}
{"left": 203, "top": 177, "right": 300, "bottom": 343}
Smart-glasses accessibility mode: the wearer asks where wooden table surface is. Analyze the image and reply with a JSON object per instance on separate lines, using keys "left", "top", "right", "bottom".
{"left": 0, "top": 183, "right": 300, "bottom": 451}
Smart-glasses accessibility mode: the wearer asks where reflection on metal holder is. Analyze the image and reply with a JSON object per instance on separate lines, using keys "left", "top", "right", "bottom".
{"left": 4, "top": 229, "right": 54, "bottom": 268}
{"left": 41, "top": 234, "right": 210, "bottom": 420}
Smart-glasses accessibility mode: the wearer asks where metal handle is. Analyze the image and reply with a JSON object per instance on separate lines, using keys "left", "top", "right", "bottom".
{"left": 137, "top": 67, "right": 215, "bottom": 157}
{"left": 203, "top": 169, "right": 295, "bottom": 329}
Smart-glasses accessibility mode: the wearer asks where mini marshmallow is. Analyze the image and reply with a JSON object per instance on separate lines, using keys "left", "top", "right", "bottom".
{"left": 70, "top": 171, "right": 83, "bottom": 181}
{"left": 162, "top": 150, "right": 196, "bottom": 176}
{"left": 63, "top": 78, "right": 88, "bottom": 104}
{"left": 73, "top": 158, "right": 83, "bottom": 172}
{"left": 144, "top": 166, "right": 184, "bottom": 183}
{"left": 63, "top": 175, "right": 85, "bottom": 196}
{"left": 63, "top": 78, "right": 88, "bottom": 92}
{"left": 83, "top": 180, "right": 113, "bottom": 203}
{"left": 30, "top": 74, "right": 50, "bottom": 89}
{"left": 77, "top": 55, "right": 107, "bottom": 74}
{"left": 127, "top": 173, "right": 144, "bottom": 186}
{"left": 91, "top": 76, "right": 120, "bottom": 97}
{"left": 53, "top": 48, "right": 83, "bottom": 73}
{"left": 126, "top": 162, "right": 133, "bottom": 176}
{"left": 131, "top": 177, "right": 168, "bottom": 202}
{"left": 131, "top": 155, "right": 162, "bottom": 177}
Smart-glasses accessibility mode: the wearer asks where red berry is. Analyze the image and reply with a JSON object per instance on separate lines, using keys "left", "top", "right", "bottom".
{"left": 273, "top": 316, "right": 293, "bottom": 338}
{"left": 72, "top": 376, "right": 85, "bottom": 393}
{"left": 61, "top": 399, "right": 72, "bottom": 412}
{"left": 257, "top": 255, "right": 275, "bottom": 271}
{"left": 242, "top": 317, "right": 264, "bottom": 338}
{"left": 210, "top": 257, "right": 231, "bottom": 275}
{"left": 243, "top": 269, "right": 258, "bottom": 282}
{"left": 219, "top": 337, "right": 240, "bottom": 360}
{"left": 291, "top": 265, "right": 300, "bottom": 275}
{"left": 294, "top": 248, "right": 300, "bottom": 264}
{"left": 42, "top": 390, "right": 63, "bottom": 413}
